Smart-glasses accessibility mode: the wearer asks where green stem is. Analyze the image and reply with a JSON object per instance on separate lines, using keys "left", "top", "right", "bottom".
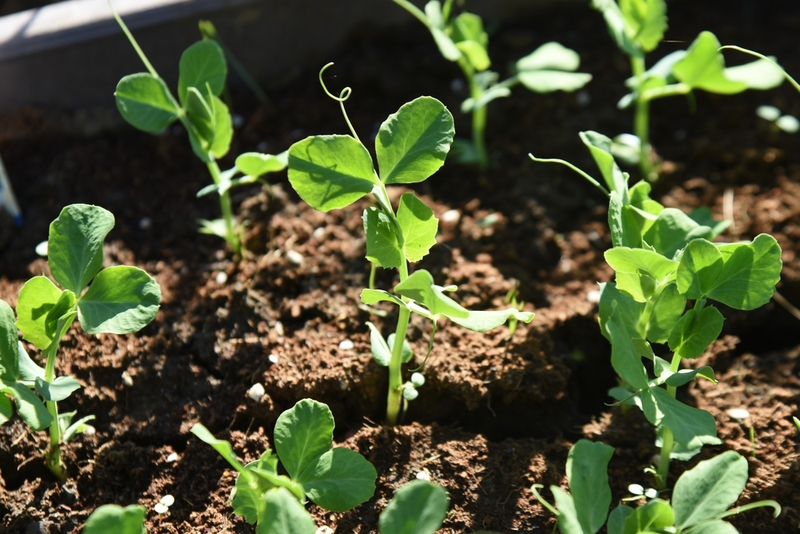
{"left": 458, "top": 58, "right": 489, "bottom": 169}
{"left": 390, "top": 0, "right": 430, "bottom": 27}
{"left": 108, "top": 0, "right": 159, "bottom": 78}
{"left": 206, "top": 161, "right": 240, "bottom": 254}
{"left": 43, "top": 342, "right": 66, "bottom": 481}
{"left": 631, "top": 55, "right": 653, "bottom": 181}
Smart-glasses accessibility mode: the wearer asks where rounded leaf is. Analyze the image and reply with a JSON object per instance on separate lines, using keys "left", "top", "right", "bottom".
{"left": 298, "top": 447, "right": 377, "bottom": 512}
{"left": 84, "top": 504, "right": 146, "bottom": 534}
{"left": 115, "top": 73, "right": 179, "bottom": 132}
{"left": 274, "top": 398, "right": 334, "bottom": 480}
{"left": 673, "top": 451, "right": 748, "bottom": 528}
{"left": 178, "top": 39, "right": 227, "bottom": 104}
{"left": 77, "top": 266, "right": 161, "bottom": 335}
{"left": 379, "top": 480, "right": 448, "bottom": 534}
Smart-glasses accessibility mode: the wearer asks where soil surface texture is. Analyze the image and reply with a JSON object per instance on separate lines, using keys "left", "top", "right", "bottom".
{"left": 1, "top": 0, "right": 800, "bottom": 532}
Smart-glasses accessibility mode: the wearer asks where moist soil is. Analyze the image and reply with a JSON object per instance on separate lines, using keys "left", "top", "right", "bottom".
{"left": 1, "top": 0, "right": 800, "bottom": 532}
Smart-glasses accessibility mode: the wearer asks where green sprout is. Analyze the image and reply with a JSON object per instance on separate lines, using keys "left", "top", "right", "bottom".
{"left": 592, "top": 0, "right": 785, "bottom": 181}
{"left": 756, "top": 105, "right": 800, "bottom": 134}
{"left": 534, "top": 440, "right": 781, "bottom": 534}
{"left": 0, "top": 204, "right": 161, "bottom": 480}
{"left": 286, "top": 65, "right": 532, "bottom": 425}
{"left": 192, "top": 399, "right": 376, "bottom": 532}
{"left": 391, "top": 0, "right": 590, "bottom": 169}
{"left": 532, "top": 132, "right": 782, "bottom": 488}
{"left": 84, "top": 504, "right": 146, "bottom": 534}
{"left": 110, "top": 2, "right": 286, "bottom": 255}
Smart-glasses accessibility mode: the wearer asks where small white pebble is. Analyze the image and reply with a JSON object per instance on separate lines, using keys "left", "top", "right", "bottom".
{"left": 166, "top": 452, "right": 179, "bottom": 463}
{"left": 268, "top": 354, "right": 279, "bottom": 364}
{"left": 416, "top": 470, "right": 431, "bottom": 481}
{"left": 121, "top": 371, "right": 134, "bottom": 387}
{"left": 275, "top": 321, "right": 284, "bottom": 337}
{"left": 575, "top": 90, "right": 591, "bottom": 107}
{"left": 727, "top": 408, "right": 750, "bottom": 421}
{"left": 286, "top": 249, "right": 304, "bottom": 265}
{"left": 338, "top": 339, "right": 354, "bottom": 351}
{"left": 35, "top": 241, "right": 48, "bottom": 257}
{"left": 441, "top": 209, "right": 461, "bottom": 224}
{"left": 315, "top": 527, "right": 334, "bottom": 534}
{"left": 215, "top": 271, "right": 228, "bottom": 284}
{"left": 247, "top": 383, "right": 266, "bottom": 402}
{"left": 312, "top": 227, "right": 326, "bottom": 240}
{"left": 83, "top": 426, "right": 96, "bottom": 436}
{"left": 586, "top": 290, "right": 601, "bottom": 303}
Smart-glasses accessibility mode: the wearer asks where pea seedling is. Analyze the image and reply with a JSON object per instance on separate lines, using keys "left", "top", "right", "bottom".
{"left": 531, "top": 132, "right": 782, "bottom": 488}
{"left": 287, "top": 65, "right": 532, "bottom": 424}
{"left": 391, "top": 0, "right": 591, "bottom": 169}
{"left": 0, "top": 204, "right": 161, "bottom": 480}
{"left": 592, "top": 0, "right": 785, "bottom": 181}
{"left": 756, "top": 105, "right": 800, "bottom": 134}
{"left": 191, "top": 399, "right": 377, "bottom": 533}
{"left": 110, "top": 2, "right": 287, "bottom": 254}
{"left": 534, "top": 440, "right": 781, "bottom": 534}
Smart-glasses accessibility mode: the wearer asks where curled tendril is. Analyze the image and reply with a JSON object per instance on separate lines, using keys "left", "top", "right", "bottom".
{"left": 319, "top": 63, "right": 360, "bottom": 140}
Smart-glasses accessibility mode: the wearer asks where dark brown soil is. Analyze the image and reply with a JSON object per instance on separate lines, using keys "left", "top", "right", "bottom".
{"left": 1, "top": 0, "right": 800, "bottom": 532}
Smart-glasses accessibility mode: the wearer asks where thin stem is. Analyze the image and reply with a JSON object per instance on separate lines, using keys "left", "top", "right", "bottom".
{"left": 318, "top": 63, "right": 360, "bottom": 142}
{"left": 207, "top": 161, "right": 240, "bottom": 254}
{"left": 369, "top": 263, "right": 377, "bottom": 290}
{"left": 471, "top": 102, "right": 488, "bottom": 169}
{"left": 108, "top": 0, "right": 159, "bottom": 78}
{"left": 390, "top": 0, "right": 430, "bottom": 27}
{"left": 43, "top": 342, "right": 65, "bottom": 480}
{"left": 528, "top": 155, "right": 610, "bottom": 196}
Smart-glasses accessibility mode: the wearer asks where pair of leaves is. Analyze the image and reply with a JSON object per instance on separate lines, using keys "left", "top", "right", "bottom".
{"left": 116, "top": 40, "right": 232, "bottom": 161}
{"left": 515, "top": 42, "right": 592, "bottom": 94}
{"left": 288, "top": 96, "right": 454, "bottom": 213}
{"left": 16, "top": 205, "right": 161, "bottom": 351}
{"left": 196, "top": 151, "right": 289, "bottom": 198}
{"left": 363, "top": 192, "right": 438, "bottom": 268}
{"left": 361, "top": 269, "right": 533, "bottom": 333}
{"left": 608, "top": 451, "right": 780, "bottom": 534}
{"left": 192, "top": 399, "right": 376, "bottom": 531}
{"left": 592, "top": 0, "right": 666, "bottom": 57}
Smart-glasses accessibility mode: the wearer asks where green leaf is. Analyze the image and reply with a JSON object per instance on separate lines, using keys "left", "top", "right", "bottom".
{"left": 517, "top": 70, "right": 593, "bottom": 93}
{"left": 48, "top": 204, "right": 115, "bottom": 294}
{"left": 724, "top": 57, "right": 785, "bottom": 90}
{"left": 15, "top": 276, "right": 64, "bottom": 350}
{"left": 367, "top": 321, "right": 392, "bottom": 367}
{"left": 684, "top": 519, "right": 739, "bottom": 534}
{"left": 0, "top": 395, "right": 12, "bottom": 426}
{"left": 236, "top": 152, "right": 288, "bottom": 178}
{"left": 424, "top": 2, "right": 461, "bottom": 61}
{"left": 185, "top": 86, "right": 215, "bottom": 144}
{"left": 177, "top": 39, "right": 227, "bottom": 105}
{"left": 376, "top": 97, "right": 454, "bottom": 184}
{"left": 551, "top": 486, "right": 584, "bottom": 534}
{"left": 234, "top": 452, "right": 280, "bottom": 524}
{"left": 379, "top": 480, "right": 449, "bottom": 534}
{"left": 449, "top": 308, "right": 534, "bottom": 333}
{"left": 450, "top": 12, "right": 490, "bottom": 70}
{"left": 190, "top": 423, "right": 247, "bottom": 474}
{"left": 397, "top": 193, "right": 438, "bottom": 263}
{"left": 622, "top": 498, "right": 674, "bottom": 534}
{"left": 605, "top": 307, "right": 649, "bottom": 389}
{"left": 667, "top": 306, "right": 724, "bottom": 359}
{"left": 643, "top": 208, "right": 713, "bottom": 259}
{"left": 517, "top": 42, "right": 580, "bottom": 72}
{"left": 567, "top": 440, "right": 614, "bottom": 533}
{"left": 707, "top": 234, "right": 782, "bottom": 310}
{"left": 296, "top": 447, "right": 377, "bottom": 511}
{"left": 274, "top": 399, "right": 334, "bottom": 480}
{"left": 676, "top": 239, "right": 725, "bottom": 300}
{"left": 455, "top": 40, "right": 491, "bottom": 71}
{"left": 44, "top": 290, "right": 77, "bottom": 345}
{"left": 651, "top": 388, "right": 721, "bottom": 451}
{"left": 84, "top": 504, "right": 146, "bottom": 534}
{"left": 62, "top": 413, "right": 96, "bottom": 443}
{"left": 599, "top": 282, "right": 645, "bottom": 341}
{"left": 609, "top": 193, "right": 643, "bottom": 249}
{"left": 0, "top": 378, "right": 52, "bottom": 430}
{"left": 607, "top": 504, "right": 635, "bottom": 534}
{"left": 604, "top": 247, "right": 679, "bottom": 302}
{"left": 35, "top": 375, "right": 81, "bottom": 402}
{"left": 363, "top": 207, "right": 403, "bottom": 269}
{"left": 646, "top": 283, "right": 686, "bottom": 343}
{"left": 618, "top": 0, "right": 667, "bottom": 52}
{"left": 78, "top": 266, "right": 161, "bottom": 335}
{"left": 115, "top": 73, "right": 179, "bottom": 132}
{"left": 288, "top": 135, "right": 379, "bottom": 212}
{"left": 580, "top": 131, "right": 628, "bottom": 197}
{"left": 394, "top": 270, "right": 469, "bottom": 319}
{"left": 672, "top": 451, "right": 747, "bottom": 529}
{"left": 209, "top": 94, "right": 233, "bottom": 159}
{"left": 663, "top": 366, "right": 716, "bottom": 388}
{"left": 591, "top": 0, "right": 642, "bottom": 57}
{"left": 256, "top": 487, "right": 317, "bottom": 534}
{"left": 672, "top": 32, "right": 748, "bottom": 94}
{"left": 360, "top": 289, "right": 407, "bottom": 309}
{"left": 388, "top": 334, "right": 414, "bottom": 364}
{"left": 0, "top": 300, "right": 19, "bottom": 379}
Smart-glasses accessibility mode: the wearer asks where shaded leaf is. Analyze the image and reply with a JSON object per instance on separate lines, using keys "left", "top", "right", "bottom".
{"left": 78, "top": 266, "right": 161, "bottom": 335}
{"left": 379, "top": 480, "right": 449, "bottom": 534}
{"left": 115, "top": 73, "right": 179, "bottom": 132}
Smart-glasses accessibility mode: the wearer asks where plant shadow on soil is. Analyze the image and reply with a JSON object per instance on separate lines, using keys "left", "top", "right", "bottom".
{"left": 1, "top": 0, "right": 800, "bottom": 532}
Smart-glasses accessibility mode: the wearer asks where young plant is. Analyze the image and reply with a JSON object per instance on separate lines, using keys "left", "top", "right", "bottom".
{"left": 286, "top": 66, "right": 532, "bottom": 425}
{"left": 531, "top": 132, "right": 782, "bottom": 488}
{"left": 191, "top": 399, "right": 377, "bottom": 534}
{"left": 0, "top": 204, "right": 161, "bottom": 480}
{"left": 534, "top": 440, "right": 781, "bottom": 534}
{"left": 592, "top": 0, "right": 785, "bottom": 181}
{"left": 756, "top": 105, "right": 800, "bottom": 134}
{"left": 110, "top": 2, "right": 287, "bottom": 254}
{"left": 84, "top": 504, "right": 146, "bottom": 534}
{"left": 391, "top": 0, "right": 591, "bottom": 169}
